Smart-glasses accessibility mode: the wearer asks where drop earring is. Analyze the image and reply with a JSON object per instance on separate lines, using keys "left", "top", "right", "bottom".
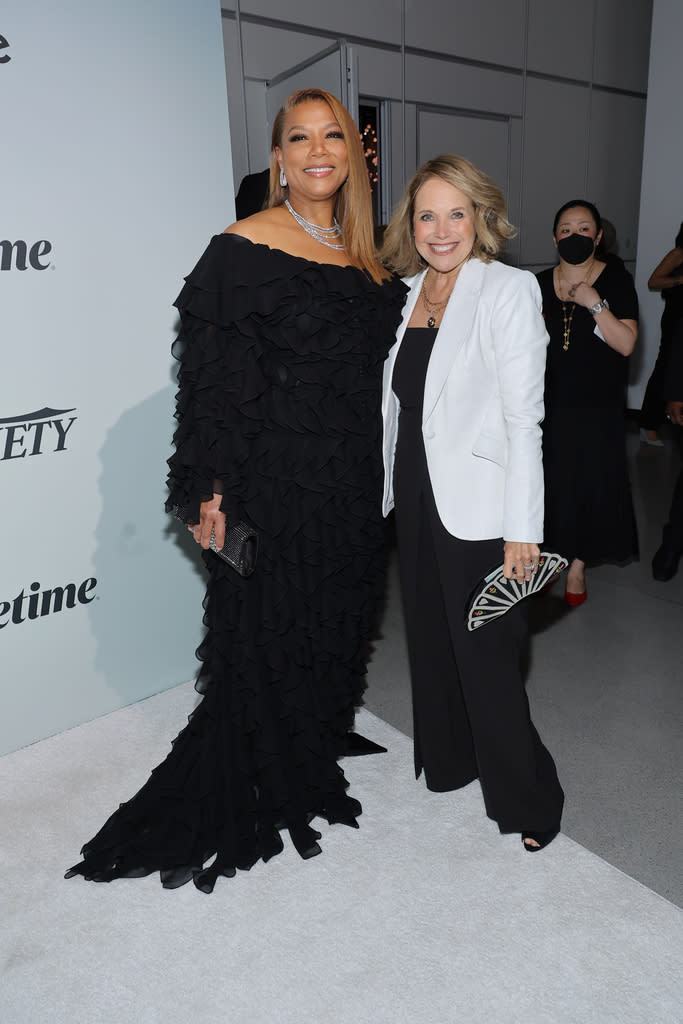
{"left": 279, "top": 168, "right": 287, "bottom": 188}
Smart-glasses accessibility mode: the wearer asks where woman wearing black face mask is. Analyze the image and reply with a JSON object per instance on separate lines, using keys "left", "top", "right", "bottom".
{"left": 537, "top": 200, "right": 639, "bottom": 605}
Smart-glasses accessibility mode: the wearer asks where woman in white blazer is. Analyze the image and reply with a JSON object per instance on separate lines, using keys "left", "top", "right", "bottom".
{"left": 381, "top": 155, "right": 564, "bottom": 852}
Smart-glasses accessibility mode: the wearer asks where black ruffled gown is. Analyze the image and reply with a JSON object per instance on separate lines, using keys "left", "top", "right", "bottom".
{"left": 66, "top": 234, "right": 407, "bottom": 892}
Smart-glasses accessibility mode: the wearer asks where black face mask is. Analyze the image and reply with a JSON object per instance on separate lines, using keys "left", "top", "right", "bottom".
{"left": 557, "top": 233, "right": 596, "bottom": 265}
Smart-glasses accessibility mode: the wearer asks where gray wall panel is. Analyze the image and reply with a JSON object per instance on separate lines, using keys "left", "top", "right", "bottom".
{"left": 594, "top": 0, "right": 653, "bottom": 92}
{"left": 244, "top": 78, "right": 269, "bottom": 171}
{"left": 586, "top": 92, "right": 646, "bottom": 262}
{"left": 405, "top": 54, "right": 523, "bottom": 116}
{"left": 238, "top": 0, "right": 403, "bottom": 46}
{"left": 356, "top": 45, "right": 404, "bottom": 100}
{"left": 417, "top": 109, "right": 510, "bottom": 191}
{"left": 240, "top": 22, "right": 334, "bottom": 80}
{"left": 521, "top": 78, "right": 591, "bottom": 266}
{"left": 527, "top": 0, "right": 594, "bottom": 80}
{"left": 632, "top": 0, "right": 683, "bottom": 406}
{"left": 222, "top": 17, "right": 249, "bottom": 188}
{"left": 404, "top": 0, "right": 526, "bottom": 67}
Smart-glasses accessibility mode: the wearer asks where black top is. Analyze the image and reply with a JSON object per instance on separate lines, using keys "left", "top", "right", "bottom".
{"left": 392, "top": 327, "right": 438, "bottom": 412}
{"left": 537, "top": 260, "right": 638, "bottom": 410}
{"left": 167, "top": 233, "right": 408, "bottom": 524}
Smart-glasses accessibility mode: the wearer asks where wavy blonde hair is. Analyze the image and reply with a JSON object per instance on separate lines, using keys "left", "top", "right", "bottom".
{"left": 381, "top": 154, "right": 515, "bottom": 275}
{"left": 268, "top": 88, "right": 389, "bottom": 284}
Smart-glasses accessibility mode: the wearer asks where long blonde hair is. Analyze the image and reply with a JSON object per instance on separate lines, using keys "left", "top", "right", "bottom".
{"left": 381, "top": 154, "right": 516, "bottom": 276}
{"left": 269, "top": 88, "right": 389, "bottom": 284}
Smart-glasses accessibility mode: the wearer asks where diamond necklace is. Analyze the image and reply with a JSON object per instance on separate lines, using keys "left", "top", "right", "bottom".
{"left": 284, "top": 200, "right": 344, "bottom": 251}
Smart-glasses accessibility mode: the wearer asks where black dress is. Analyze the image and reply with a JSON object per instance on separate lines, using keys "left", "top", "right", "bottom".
{"left": 66, "top": 234, "right": 407, "bottom": 892}
{"left": 392, "top": 329, "right": 564, "bottom": 833}
{"left": 537, "top": 261, "right": 639, "bottom": 565}
{"left": 640, "top": 257, "right": 683, "bottom": 430}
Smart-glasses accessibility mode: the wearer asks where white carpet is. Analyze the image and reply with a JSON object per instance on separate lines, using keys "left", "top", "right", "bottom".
{"left": 1, "top": 682, "right": 681, "bottom": 1024}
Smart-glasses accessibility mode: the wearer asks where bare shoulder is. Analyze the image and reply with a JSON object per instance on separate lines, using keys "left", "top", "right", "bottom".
{"left": 223, "top": 207, "right": 288, "bottom": 245}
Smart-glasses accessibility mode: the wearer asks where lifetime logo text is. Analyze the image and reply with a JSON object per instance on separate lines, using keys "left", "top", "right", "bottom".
{"left": 1, "top": 239, "right": 52, "bottom": 270}
{"left": 0, "top": 407, "right": 77, "bottom": 460}
{"left": 0, "top": 33, "right": 10, "bottom": 63}
{"left": 0, "top": 577, "right": 97, "bottom": 628}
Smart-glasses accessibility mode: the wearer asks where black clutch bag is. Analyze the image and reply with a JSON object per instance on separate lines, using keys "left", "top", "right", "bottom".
{"left": 171, "top": 505, "right": 258, "bottom": 577}
{"left": 465, "top": 551, "right": 568, "bottom": 631}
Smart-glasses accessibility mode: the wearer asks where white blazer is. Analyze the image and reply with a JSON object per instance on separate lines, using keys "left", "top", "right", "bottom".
{"left": 381, "top": 257, "right": 549, "bottom": 541}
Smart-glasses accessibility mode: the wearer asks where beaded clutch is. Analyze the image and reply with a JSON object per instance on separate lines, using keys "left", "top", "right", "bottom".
{"left": 465, "top": 551, "right": 568, "bottom": 631}
{"left": 171, "top": 505, "right": 258, "bottom": 577}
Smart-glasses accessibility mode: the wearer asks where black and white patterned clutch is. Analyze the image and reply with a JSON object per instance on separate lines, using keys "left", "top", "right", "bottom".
{"left": 465, "top": 551, "right": 568, "bottom": 631}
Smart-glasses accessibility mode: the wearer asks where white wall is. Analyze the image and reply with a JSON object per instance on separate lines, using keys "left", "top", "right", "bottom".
{"left": 0, "top": 0, "right": 234, "bottom": 755}
{"left": 633, "top": 0, "right": 683, "bottom": 406}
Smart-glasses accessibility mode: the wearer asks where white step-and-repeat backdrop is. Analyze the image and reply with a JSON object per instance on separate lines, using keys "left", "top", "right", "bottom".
{"left": 1, "top": 1, "right": 235, "bottom": 755}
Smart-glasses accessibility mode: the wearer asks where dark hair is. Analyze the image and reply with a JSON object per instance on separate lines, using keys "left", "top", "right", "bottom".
{"left": 552, "top": 199, "right": 602, "bottom": 236}
{"left": 675, "top": 222, "right": 683, "bottom": 249}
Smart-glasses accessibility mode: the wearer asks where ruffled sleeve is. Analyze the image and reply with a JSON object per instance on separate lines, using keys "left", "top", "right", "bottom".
{"left": 165, "top": 234, "right": 272, "bottom": 524}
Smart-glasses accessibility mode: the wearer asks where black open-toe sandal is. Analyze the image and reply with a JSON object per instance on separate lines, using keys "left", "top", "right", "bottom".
{"left": 521, "top": 827, "right": 559, "bottom": 852}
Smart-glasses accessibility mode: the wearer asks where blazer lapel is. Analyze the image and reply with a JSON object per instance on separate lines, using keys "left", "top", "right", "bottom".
{"left": 422, "top": 259, "right": 486, "bottom": 424}
{"left": 395, "top": 271, "right": 425, "bottom": 348}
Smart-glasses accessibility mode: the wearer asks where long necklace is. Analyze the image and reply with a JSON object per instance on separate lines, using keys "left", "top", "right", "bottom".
{"left": 556, "top": 258, "right": 595, "bottom": 301}
{"left": 421, "top": 278, "right": 451, "bottom": 328}
{"left": 284, "top": 200, "right": 344, "bottom": 251}
{"left": 556, "top": 261, "right": 593, "bottom": 352}
{"left": 561, "top": 301, "right": 575, "bottom": 351}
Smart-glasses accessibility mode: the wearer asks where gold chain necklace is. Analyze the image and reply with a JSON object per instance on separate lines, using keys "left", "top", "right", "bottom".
{"left": 561, "top": 302, "right": 575, "bottom": 351}
{"left": 556, "top": 258, "right": 595, "bottom": 352}
{"left": 556, "top": 259, "right": 595, "bottom": 301}
{"left": 421, "top": 278, "right": 450, "bottom": 328}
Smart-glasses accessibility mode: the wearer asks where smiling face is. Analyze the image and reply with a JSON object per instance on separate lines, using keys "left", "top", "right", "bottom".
{"left": 274, "top": 100, "right": 349, "bottom": 207}
{"left": 412, "top": 176, "right": 476, "bottom": 273}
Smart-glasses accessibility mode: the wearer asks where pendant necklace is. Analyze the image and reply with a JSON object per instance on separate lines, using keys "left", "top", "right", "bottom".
{"left": 421, "top": 278, "right": 450, "bottom": 328}
{"left": 556, "top": 263, "right": 591, "bottom": 352}
{"left": 285, "top": 200, "right": 344, "bottom": 251}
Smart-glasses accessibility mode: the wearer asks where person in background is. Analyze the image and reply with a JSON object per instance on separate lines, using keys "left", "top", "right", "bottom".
{"left": 234, "top": 167, "right": 270, "bottom": 220}
{"left": 652, "top": 317, "right": 683, "bottom": 580}
{"left": 537, "top": 199, "right": 639, "bottom": 606}
{"left": 381, "top": 154, "right": 564, "bottom": 853}
{"left": 596, "top": 217, "right": 627, "bottom": 272}
{"left": 639, "top": 223, "right": 683, "bottom": 446}
{"left": 65, "top": 88, "right": 406, "bottom": 892}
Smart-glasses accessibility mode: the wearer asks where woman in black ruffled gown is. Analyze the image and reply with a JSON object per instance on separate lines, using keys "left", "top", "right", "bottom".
{"left": 66, "top": 89, "right": 406, "bottom": 892}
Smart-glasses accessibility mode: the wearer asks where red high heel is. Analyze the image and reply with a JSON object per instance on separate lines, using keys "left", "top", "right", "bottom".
{"left": 565, "top": 585, "right": 587, "bottom": 607}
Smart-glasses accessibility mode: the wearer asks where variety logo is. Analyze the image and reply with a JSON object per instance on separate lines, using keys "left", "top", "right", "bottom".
{"left": 0, "top": 239, "right": 53, "bottom": 270}
{"left": 0, "top": 407, "right": 77, "bottom": 461}
{"left": 0, "top": 577, "right": 97, "bottom": 628}
{"left": 0, "top": 33, "right": 10, "bottom": 63}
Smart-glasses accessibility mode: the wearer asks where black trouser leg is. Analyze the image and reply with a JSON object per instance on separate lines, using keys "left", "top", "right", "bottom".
{"left": 431, "top": 527, "right": 564, "bottom": 833}
{"left": 656, "top": 425, "right": 683, "bottom": 559}
{"left": 396, "top": 500, "right": 478, "bottom": 790}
